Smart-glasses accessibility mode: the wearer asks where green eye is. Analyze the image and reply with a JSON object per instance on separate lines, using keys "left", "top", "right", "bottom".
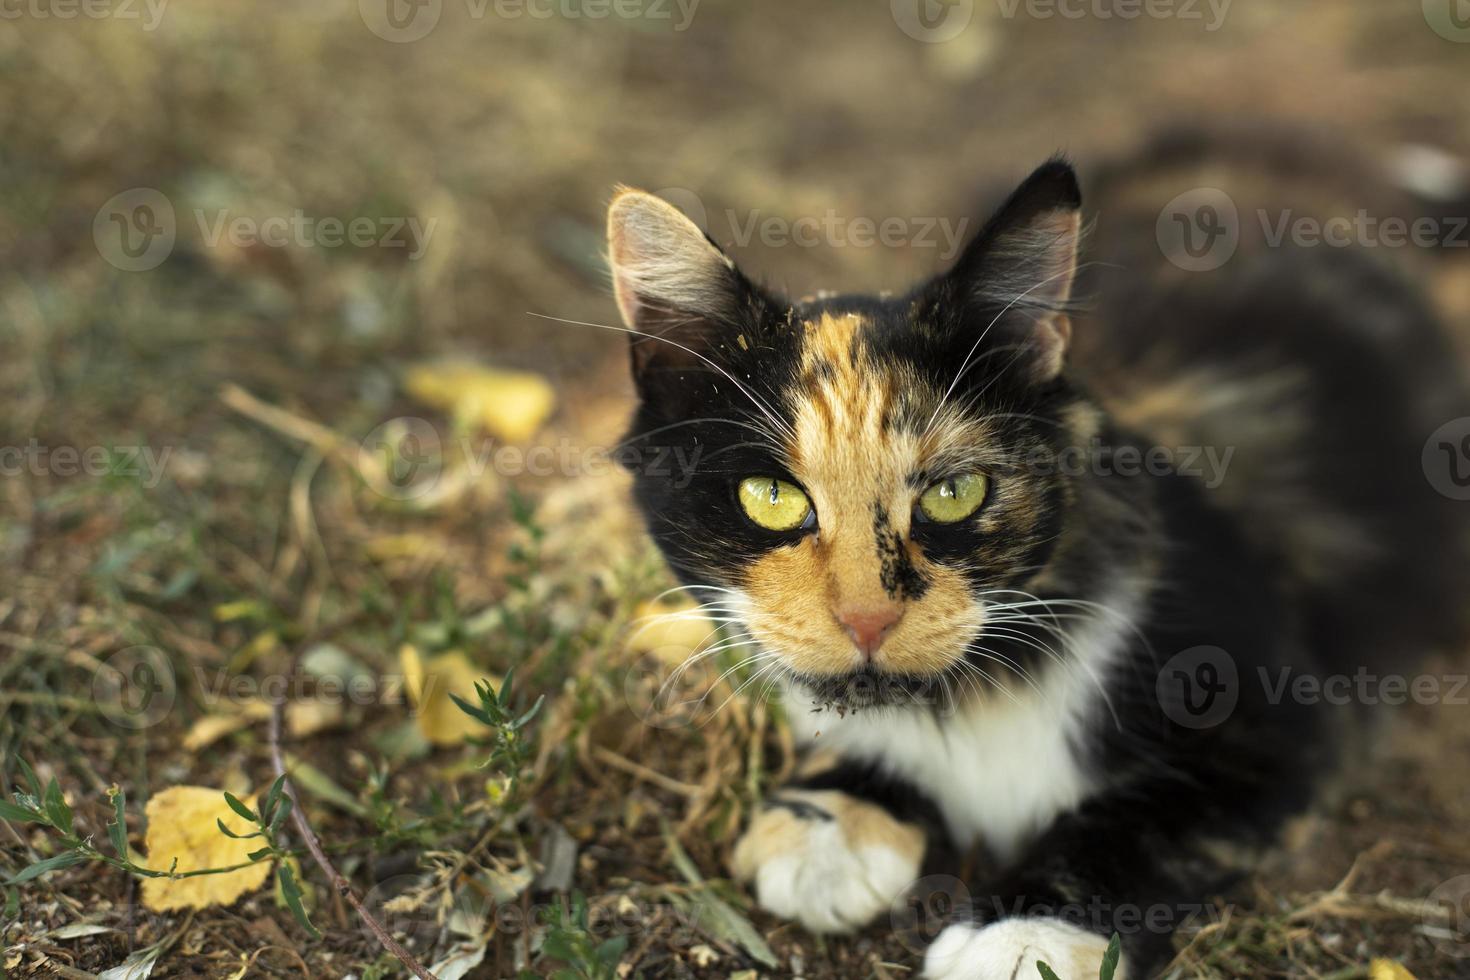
{"left": 737, "top": 477, "right": 813, "bottom": 532}
{"left": 917, "top": 473, "right": 989, "bottom": 524}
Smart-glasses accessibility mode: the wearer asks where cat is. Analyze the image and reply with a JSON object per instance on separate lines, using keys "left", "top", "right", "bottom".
{"left": 604, "top": 130, "right": 1470, "bottom": 979}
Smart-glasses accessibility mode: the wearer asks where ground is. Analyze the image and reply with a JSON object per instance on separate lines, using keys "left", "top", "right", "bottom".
{"left": 2, "top": 1, "right": 1470, "bottom": 977}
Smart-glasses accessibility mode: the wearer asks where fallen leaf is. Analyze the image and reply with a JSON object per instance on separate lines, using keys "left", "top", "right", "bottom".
{"left": 405, "top": 361, "right": 555, "bottom": 442}
{"left": 286, "top": 698, "right": 345, "bottom": 738}
{"left": 429, "top": 942, "right": 487, "bottom": 980}
{"left": 140, "top": 786, "right": 272, "bottom": 912}
{"left": 48, "top": 923, "right": 116, "bottom": 940}
{"left": 399, "top": 645, "right": 500, "bottom": 746}
{"left": 182, "top": 713, "right": 254, "bottom": 752}
{"left": 628, "top": 599, "right": 718, "bottom": 666}
{"left": 1371, "top": 961, "right": 1418, "bottom": 980}
{"left": 284, "top": 754, "right": 368, "bottom": 817}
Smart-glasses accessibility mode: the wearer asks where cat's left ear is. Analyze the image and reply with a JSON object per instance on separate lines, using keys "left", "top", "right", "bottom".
{"left": 940, "top": 159, "right": 1082, "bottom": 383}
{"left": 606, "top": 188, "right": 750, "bottom": 386}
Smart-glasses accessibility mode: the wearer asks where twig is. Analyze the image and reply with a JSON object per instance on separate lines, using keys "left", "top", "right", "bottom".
{"left": 267, "top": 657, "right": 439, "bottom": 980}
{"left": 590, "top": 745, "right": 703, "bottom": 797}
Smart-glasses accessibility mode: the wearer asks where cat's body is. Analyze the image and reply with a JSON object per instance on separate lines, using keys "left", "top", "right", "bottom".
{"left": 607, "top": 131, "right": 1469, "bottom": 978}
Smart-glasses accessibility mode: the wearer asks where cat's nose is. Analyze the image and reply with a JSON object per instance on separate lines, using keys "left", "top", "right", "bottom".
{"left": 836, "top": 605, "right": 902, "bottom": 660}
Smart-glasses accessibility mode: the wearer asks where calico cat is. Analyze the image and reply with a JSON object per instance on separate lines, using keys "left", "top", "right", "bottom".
{"left": 604, "top": 133, "right": 1470, "bottom": 979}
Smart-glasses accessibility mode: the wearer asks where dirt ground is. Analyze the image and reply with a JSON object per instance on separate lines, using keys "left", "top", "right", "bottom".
{"left": 3, "top": 0, "right": 1470, "bottom": 977}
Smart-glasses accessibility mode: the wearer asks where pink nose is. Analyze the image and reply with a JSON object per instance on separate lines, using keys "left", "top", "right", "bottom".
{"left": 837, "top": 606, "right": 902, "bottom": 659}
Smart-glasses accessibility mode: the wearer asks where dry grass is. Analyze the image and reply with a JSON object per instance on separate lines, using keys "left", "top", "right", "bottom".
{"left": 2, "top": 1, "right": 1470, "bottom": 977}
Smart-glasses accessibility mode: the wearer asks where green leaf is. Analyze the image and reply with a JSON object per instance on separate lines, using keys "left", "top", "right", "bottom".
{"left": 595, "top": 935, "right": 628, "bottom": 965}
{"left": 42, "top": 778, "right": 73, "bottom": 835}
{"left": 268, "top": 794, "right": 293, "bottom": 835}
{"left": 107, "top": 787, "right": 129, "bottom": 858}
{"left": 215, "top": 818, "right": 261, "bottom": 840}
{"left": 277, "top": 864, "right": 320, "bottom": 939}
{"left": 222, "top": 792, "right": 257, "bottom": 824}
{"left": 247, "top": 846, "right": 275, "bottom": 862}
{"left": 540, "top": 931, "right": 582, "bottom": 964}
{"left": 515, "top": 696, "right": 546, "bottom": 729}
{"left": 661, "top": 822, "right": 777, "bottom": 968}
{"left": 0, "top": 799, "right": 42, "bottom": 824}
{"left": 1099, "top": 933, "right": 1121, "bottom": 980}
{"left": 16, "top": 757, "right": 43, "bottom": 799}
{"left": 1036, "top": 961, "right": 1063, "bottom": 980}
{"left": 259, "top": 775, "right": 287, "bottom": 828}
{"left": 448, "top": 692, "right": 494, "bottom": 726}
{"left": 5, "top": 850, "right": 88, "bottom": 884}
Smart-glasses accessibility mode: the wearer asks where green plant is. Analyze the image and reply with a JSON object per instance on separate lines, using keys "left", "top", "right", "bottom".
{"left": 534, "top": 892, "right": 627, "bottom": 980}
{"left": 1037, "top": 933, "right": 1121, "bottom": 980}
{"left": 449, "top": 667, "right": 545, "bottom": 806}
{"left": 0, "top": 762, "right": 317, "bottom": 937}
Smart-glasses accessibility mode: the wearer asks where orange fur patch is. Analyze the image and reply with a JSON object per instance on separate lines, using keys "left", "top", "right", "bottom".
{"left": 738, "top": 312, "right": 984, "bottom": 678}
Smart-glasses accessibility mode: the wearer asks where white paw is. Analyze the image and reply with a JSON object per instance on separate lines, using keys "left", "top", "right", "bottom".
{"left": 731, "top": 790, "right": 924, "bottom": 933}
{"left": 923, "top": 919, "right": 1123, "bottom": 980}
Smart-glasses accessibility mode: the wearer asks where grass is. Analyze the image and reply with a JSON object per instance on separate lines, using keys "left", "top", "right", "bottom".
{"left": 3, "top": 0, "right": 1470, "bottom": 976}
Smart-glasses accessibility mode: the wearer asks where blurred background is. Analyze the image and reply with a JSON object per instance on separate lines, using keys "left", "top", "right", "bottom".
{"left": 3, "top": 1, "right": 1470, "bottom": 977}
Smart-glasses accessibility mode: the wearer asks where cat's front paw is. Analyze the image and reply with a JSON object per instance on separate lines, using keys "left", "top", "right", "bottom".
{"left": 923, "top": 918, "right": 1123, "bottom": 980}
{"left": 731, "top": 789, "right": 924, "bottom": 933}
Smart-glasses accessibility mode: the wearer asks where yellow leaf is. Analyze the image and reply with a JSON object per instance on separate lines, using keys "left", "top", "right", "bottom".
{"left": 1370, "top": 960, "right": 1418, "bottom": 980}
{"left": 400, "top": 643, "right": 426, "bottom": 705}
{"left": 399, "top": 645, "right": 500, "bottom": 747}
{"left": 287, "top": 698, "right": 345, "bottom": 738}
{"left": 405, "top": 361, "right": 555, "bottom": 442}
{"left": 182, "top": 713, "right": 253, "bottom": 752}
{"left": 628, "top": 599, "right": 718, "bottom": 666}
{"left": 140, "top": 786, "right": 272, "bottom": 912}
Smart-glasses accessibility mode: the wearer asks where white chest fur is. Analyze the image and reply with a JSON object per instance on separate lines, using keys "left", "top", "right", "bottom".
{"left": 783, "top": 599, "right": 1137, "bottom": 862}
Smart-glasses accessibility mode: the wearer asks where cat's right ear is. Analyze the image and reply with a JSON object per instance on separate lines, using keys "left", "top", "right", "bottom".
{"left": 606, "top": 189, "right": 747, "bottom": 384}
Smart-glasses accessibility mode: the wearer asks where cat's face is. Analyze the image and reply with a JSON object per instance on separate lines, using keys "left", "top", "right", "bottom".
{"left": 609, "top": 163, "right": 1092, "bottom": 711}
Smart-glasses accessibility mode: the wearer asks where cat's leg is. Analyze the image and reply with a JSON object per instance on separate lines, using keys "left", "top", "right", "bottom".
{"left": 922, "top": 778, "right": 1293, "bottom": 980}
{"left": 732, "top": 754, "right": 940, "bottom": 934}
